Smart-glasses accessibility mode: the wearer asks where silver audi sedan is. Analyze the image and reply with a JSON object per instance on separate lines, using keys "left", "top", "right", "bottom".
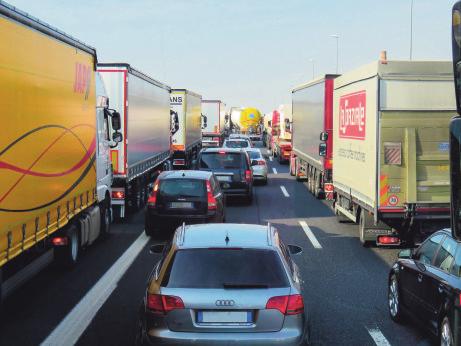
{"left": 135, "top": 223, "right": 309, "bottom": 345}
{"left": 246, "top": 148, "right": 268, "bottom": 184}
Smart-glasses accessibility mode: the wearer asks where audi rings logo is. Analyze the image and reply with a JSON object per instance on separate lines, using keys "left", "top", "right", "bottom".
{"left": 215, "top": 300, "right": 235, "bottom": 307}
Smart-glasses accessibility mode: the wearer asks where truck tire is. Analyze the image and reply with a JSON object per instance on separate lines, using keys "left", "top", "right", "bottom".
{"left": 359, "top": 210, "right": 372, "bottom": 247}
{"left": 314, "top": 172, "right": 321, "bottom": 199}
{"left": 54, "top": 224, "right": 80, "bottom": 268}
{"left": 100, "top": 197, "right": 111, "bottom": 237}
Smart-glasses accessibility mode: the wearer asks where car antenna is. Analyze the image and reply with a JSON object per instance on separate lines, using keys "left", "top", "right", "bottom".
{"left": 225, "top": 231, "right": 230, "bottom": 244}
{"left": 182, "top": 172, "right": 185, "bottom": 177}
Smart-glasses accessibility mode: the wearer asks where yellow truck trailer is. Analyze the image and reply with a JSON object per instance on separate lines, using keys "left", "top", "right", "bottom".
{"left": 333, "top": 60, "right": 455, "bottom": 246}
{"left": 239, "top": 107, "right": 262, "bottom": 133}
{"left": 0, "top": 2, "right": 120, "bottom": 302}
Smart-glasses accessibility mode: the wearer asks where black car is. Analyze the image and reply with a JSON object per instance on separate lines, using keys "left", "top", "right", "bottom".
{"left": 195, "top": 148, "right": 253, "bottom": 203}
{"left": 144, "top": 170, "right": 225, "bottom": 237}
{"left": 388, "top": 229, "right": 461, "bottom": 345}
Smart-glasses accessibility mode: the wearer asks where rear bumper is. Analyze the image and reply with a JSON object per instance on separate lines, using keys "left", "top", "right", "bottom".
{"left": 144, "top": 328, "right": 305, "bottom": 346}
{"left": 146, "top": 210, "right": 219, "bottom": 230}
{"left": 221, "top": 187, "right": 251, "bottom": 197}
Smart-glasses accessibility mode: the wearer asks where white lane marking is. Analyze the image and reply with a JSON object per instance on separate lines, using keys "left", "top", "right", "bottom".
{"left": 298, "top": 220, "right": 322, "bottom": 249}
{"left": 41, "top": 232, "right": 149, "bottom": 346}
{"left": 269, "top": 156, "right": 273, "bottom": 161}
{"left": 366, "top": 326, "right": 391, "bottom": 346}
{"left": 272, "top": 167, "right": 277, "bottom": 174}
{"left": 280, "top": 185, "right": 290, "bottom": 197}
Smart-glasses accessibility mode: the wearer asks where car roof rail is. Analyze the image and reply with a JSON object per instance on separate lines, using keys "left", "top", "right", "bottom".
{"left": 176, "top": 222, "right": 186, "bottom": 246}
{"left": 267, "top": 222, "right": 272, "bottom": 246}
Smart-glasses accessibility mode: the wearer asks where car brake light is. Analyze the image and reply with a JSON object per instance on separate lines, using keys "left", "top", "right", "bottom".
{"left": 147, "top": 294, "right": 184, "bottom": 314}
{"left": 257, "top": 160, "right": 266, "bottom": 165}
{"left": 111, "top": 190, "right": 125, "bottom": 199}
{"left": 147, "top": 182, "right": 159, "bottom": 207}
{"left": 206, "top": 181, "right": 217, "bottom": 210}
{"left": 377, "top": 236, "right": 400, "bottom": 245}
{"left": 266, "top": 294, "right": 304, "bottom": 315}
{"left": 245, "top": 170, "right": 252, "bottom": 182}
{"left": 51, "top": 236, "right": 68, "bottom": 246}
{"left": 218, "top": 151, "right": 226, "bottom": 155}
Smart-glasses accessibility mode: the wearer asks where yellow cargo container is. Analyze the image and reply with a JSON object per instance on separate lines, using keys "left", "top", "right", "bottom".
{"left": 0, "top": 2, "right": 115, "bottom": 289}
{"left": 333, "top": 60, "right": 455, "bottom": 245}
{"left": 240, "top": 107, "right": 262, "bottom": 133}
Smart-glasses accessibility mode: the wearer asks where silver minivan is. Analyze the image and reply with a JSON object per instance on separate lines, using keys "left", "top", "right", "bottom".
{"left": 135, "top": 223, "right": 309, "bottom": 345}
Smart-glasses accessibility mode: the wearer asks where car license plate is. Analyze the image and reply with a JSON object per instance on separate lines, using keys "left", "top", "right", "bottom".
{"left": 197, "top": 311, "right": 252, "bottom": 323}
{"left": 216, "top": 175, "right": 232, "bottom": 182}
{"left": 169, "top": 202, "right": 193, "bottom": 209}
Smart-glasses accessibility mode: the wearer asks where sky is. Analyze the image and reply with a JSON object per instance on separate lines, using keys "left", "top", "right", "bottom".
{"left": 7, "top": 0, "right": 455, "bottom": 113}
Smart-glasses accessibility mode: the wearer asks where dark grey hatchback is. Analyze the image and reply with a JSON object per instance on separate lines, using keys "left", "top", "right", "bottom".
{"left": 144, "top": 171, "right": 225, "bottom": 238}
{"left": 195, "top": 148, "right": 253, "bottom": 204}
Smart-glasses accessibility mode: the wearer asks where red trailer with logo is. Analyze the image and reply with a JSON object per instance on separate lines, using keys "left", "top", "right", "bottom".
{"left": 266, "top": 110, "right": 280, "bottom": 151}
{"left": 291, "top": 75, "right": 338, "bottom": 199}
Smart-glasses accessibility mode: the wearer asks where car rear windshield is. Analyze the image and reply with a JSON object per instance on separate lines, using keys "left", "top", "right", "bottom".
{"left": 199, "top": 152, "right": 245, "bottom": 169}
{"left": 159, "top": 179, "right": 205, "bottom": 197}
{"left": 225, "top": 140, "right": 249, "bottom": 148}
{"left": 247, "top": 151, "right": 261, "bottom": 160}
{"left": 162, "top": 249, "right": 289, "bottom": 288}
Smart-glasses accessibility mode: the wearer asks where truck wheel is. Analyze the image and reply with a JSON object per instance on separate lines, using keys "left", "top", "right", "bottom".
{"left": 54, "top": 224, "right": 80, "bottom": 268}
{"left": 100, "top": 198, "right": 111, "bottom": 237}
{"left": 314, "top": 173, "right": 321, "bottom": 199}
{"left": 359, "top": 210, "right": 372, "bottom": 247}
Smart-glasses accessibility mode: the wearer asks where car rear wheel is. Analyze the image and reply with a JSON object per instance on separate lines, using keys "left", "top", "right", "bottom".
{"left": 388, "top": 274, "right": 404, "bottom": 323}
{"left": 440, "top": 316, "right": 454, "bottom": 346}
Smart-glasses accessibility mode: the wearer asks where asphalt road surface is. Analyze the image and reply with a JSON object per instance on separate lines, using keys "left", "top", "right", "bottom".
{"left": 0, "top": 143, "right": 435, "bottom": 346}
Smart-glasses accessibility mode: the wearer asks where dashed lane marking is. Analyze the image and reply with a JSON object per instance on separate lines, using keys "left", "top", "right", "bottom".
{"left": 280, "top": 185, "right": 289, "bottom": 197}
{"left": 272, "top": 167, "right": 277, "bottom": 174}
{"left": 298, "top": 220, "right": 322, "bottom": 249}
{"left": 41, "top": 232, "right": 150, "bottom": 346}
{"left": 366, "top": 326, "right": 391, "bottom": 346}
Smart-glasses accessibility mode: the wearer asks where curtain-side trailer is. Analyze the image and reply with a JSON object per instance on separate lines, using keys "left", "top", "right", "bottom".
{"left": 201, "top": 100, "right": 226, "bottom": 147}
{"left": 291, "top": 75, "right": 338, "bottom": 199}
{"left": 97, "top": 64, "right": 171, "bottom": 218}
{"left": 0, "top": 1, "right": 121, "bottom": 303}
{"left": 170, "top": 89, "right": 202, "bottom": 168}
{"left": 333, "top": 60, "right": 455, "bottom": 246}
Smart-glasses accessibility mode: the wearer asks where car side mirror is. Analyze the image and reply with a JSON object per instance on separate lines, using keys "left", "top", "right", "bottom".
{"left": 319, "top": 143, "right": 327, "bottom": 157}
{"left": 415, "top": 261, "right": 426, "bottom": 272}
{"left": 112, "top": 132, "right": 123, "bottom": 143}
{"left": 111, "top": 111, "right": 121, "bottom": 131}
{"left": 398, "top": 249, "right": 412, "bottom": 259}
{"left": 287, "top": 244, "right": 303, "bottom": 255}
{"left": 150, "top": 244, "right": 165, "bottom": 254}
{"left": 320, "top": 132, "right": 328, "bottom": 141}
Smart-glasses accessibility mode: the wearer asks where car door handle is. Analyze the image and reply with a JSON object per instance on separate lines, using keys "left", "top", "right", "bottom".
{"left": 417, "top": 274, "right": 423, "bottom": 283}
{"left": 438, "top": 284, "right": 445, "bottom": 294}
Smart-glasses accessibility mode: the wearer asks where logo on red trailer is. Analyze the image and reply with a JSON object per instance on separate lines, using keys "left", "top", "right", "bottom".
{"left": 339, "top": 91, "right": 366, "bottom": 140}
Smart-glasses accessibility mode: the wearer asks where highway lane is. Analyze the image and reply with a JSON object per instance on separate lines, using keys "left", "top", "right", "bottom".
{"left": 0, "top": 143, "right": 434, "bottom": 345}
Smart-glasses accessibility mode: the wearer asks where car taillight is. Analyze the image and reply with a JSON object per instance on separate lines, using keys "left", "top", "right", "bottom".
{"left": 147, "top": 182, "right": 159, "bottom": 207}
{"left": 206, "top": 181, "right": 217, "bottom": 210}
{"left": 245, "top": 170, "right": 252, "bottom": 182}
{"left": 266, "top": 294, "right": 304, "bottom": 315}
{"left": 111, "top": 190, "right": 125, "bottom": 199}
{"left": 147, "top": 294, "right": 184, "bottom": 314}
{"left": 257, "top": 160, "right": 266, "bottom": 165}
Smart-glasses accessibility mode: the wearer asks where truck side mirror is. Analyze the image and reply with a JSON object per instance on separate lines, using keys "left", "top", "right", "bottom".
{"left": 111, "top": 111, "right": 121, "bottom": 131}
{"left": 320, "top": 132, "right": 328, "bottom": 141}
{"left": 112, "top": 132, "right": 123, "bottom": 143}
{"left": 319, "top": 143, "right": 327, "bottom": 157}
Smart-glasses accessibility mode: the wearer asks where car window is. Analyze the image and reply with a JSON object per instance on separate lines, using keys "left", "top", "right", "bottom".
{"left": 414, "top": 233, "right": 445, "bottom": 265}
{"left": 162, "top": 249, "right": 289, "bottom": 288}
{"left": 159, "top": 179, "right": 205, "bottom": 197}
{"left": 199, "top": 152, "right": 244, "bottom": 169}
{"left": 451, "top": 246, "right": 461, "bottom": 277}
{"left": 247, "top": 151, "right": 261, "bottom": 160}
{"left": 434, "top": 236, "right": 458, "bottom": 273}
{"left": 225, "top": 140, "right": 249, "bottom": 148}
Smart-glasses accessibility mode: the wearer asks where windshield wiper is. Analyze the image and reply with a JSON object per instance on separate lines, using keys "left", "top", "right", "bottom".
{"left": 223, "top": 283, "right": 268, "bottom": 289}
